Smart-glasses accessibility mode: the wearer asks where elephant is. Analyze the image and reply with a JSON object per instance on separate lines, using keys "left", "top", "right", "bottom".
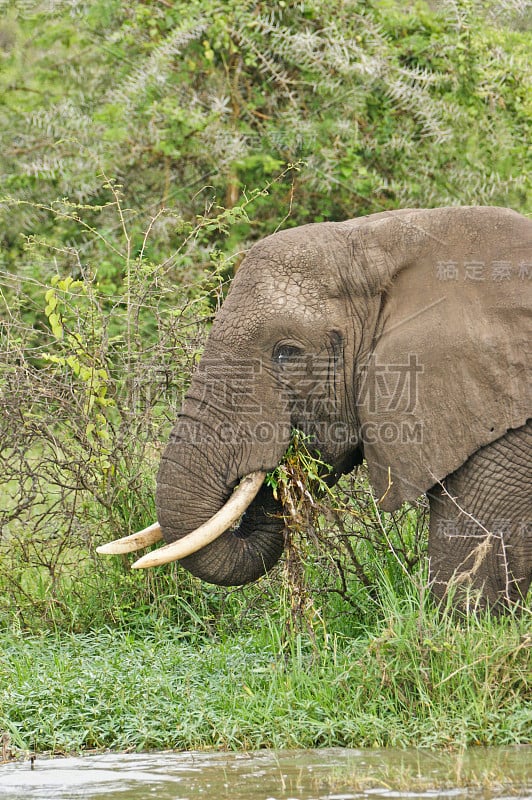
{"left": 99, "top": 206, "right": 531, "bottom": 611}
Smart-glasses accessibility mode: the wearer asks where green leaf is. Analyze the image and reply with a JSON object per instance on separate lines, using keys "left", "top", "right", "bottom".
{"left": 48, "top": 312, "right": 63, "bottom": 339}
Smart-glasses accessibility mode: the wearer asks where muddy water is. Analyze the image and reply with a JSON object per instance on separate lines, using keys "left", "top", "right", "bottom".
{"left": 1, "top": 746, "right": 531, "bottom": 800}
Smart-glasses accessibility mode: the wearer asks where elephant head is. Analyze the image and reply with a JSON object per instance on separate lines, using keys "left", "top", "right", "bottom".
{"left": 99, "top": 207, "right": 531, "bottom": 593}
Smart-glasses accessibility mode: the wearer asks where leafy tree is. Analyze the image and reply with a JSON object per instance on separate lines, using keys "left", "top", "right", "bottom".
{"left": 0, "top": 0, "right": 529, "bottom": 268}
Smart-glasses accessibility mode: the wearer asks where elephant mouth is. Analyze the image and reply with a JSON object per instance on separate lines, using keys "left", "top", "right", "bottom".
{"left": 96, "top": 470, "right": 267, "bottom": 568}
{"left": 330, "top": 446, "right": 364, "bottom": 481}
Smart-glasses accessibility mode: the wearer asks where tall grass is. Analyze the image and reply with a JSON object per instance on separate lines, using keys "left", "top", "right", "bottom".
{"left": 1, "top": 568, "right": 530, "bottom": 755}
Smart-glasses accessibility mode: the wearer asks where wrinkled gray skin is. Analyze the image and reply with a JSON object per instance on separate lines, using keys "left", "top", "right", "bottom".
{"left": 156, "top": 207, "right": 531, "bottom": 610}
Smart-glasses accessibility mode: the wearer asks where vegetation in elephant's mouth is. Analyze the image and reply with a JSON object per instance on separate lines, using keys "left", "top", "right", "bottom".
{"left": 266, "top": 429, "right": 335, "bottom": 516}
{"left": 264, "top": 431, "right": 340, "bottom": 622}
{"left": 263, "top": 430, "right": 395, "bottom": 626}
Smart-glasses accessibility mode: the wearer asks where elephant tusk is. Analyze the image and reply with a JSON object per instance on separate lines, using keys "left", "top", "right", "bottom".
{"left": 96, "top": 522, "right": 163, "bottom": 554}
{"left": 131, "top": 471, "right": 267, "bottom": 569}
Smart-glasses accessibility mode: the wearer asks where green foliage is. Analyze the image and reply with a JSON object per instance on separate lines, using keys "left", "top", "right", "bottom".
{"left": 266, "top": 429, "right": 332, "bottom": 501}
{"left": 1, "top": 591, "right": 530, "bottom": 753}
{"left": 0, "top": 0, "right": 530, "bottom": 274}
{"left": 0, "top": 184, "right": 260, "bottom": 631}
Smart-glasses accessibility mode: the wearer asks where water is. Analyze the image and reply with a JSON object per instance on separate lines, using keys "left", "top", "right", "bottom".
{"left": 0, "top": 746, "right": 530, "bottom": 800}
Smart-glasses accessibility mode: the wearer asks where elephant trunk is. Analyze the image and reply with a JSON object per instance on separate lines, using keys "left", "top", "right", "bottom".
{"left": 98, "top": 348, "right": 292, "bottom": 584}
{"left": 154, "top": 413, "right": 286, "bottom": 586}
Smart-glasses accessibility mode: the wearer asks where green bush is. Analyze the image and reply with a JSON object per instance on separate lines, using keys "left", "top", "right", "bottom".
{"left": 1, "top": 0, "right": 529, "bottom": 267}
{"left": 0, "top": 186, "right": 241, "bottom": 631}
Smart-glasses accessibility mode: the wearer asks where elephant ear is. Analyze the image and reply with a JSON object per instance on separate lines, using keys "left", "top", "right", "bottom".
{"left": 346, "top": 206, "right": 531, "bottom": 512}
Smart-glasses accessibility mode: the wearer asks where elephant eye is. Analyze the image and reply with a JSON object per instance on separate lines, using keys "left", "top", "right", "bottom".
{"left": 274, "top": 344, "right": 303, "bottom": 366}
